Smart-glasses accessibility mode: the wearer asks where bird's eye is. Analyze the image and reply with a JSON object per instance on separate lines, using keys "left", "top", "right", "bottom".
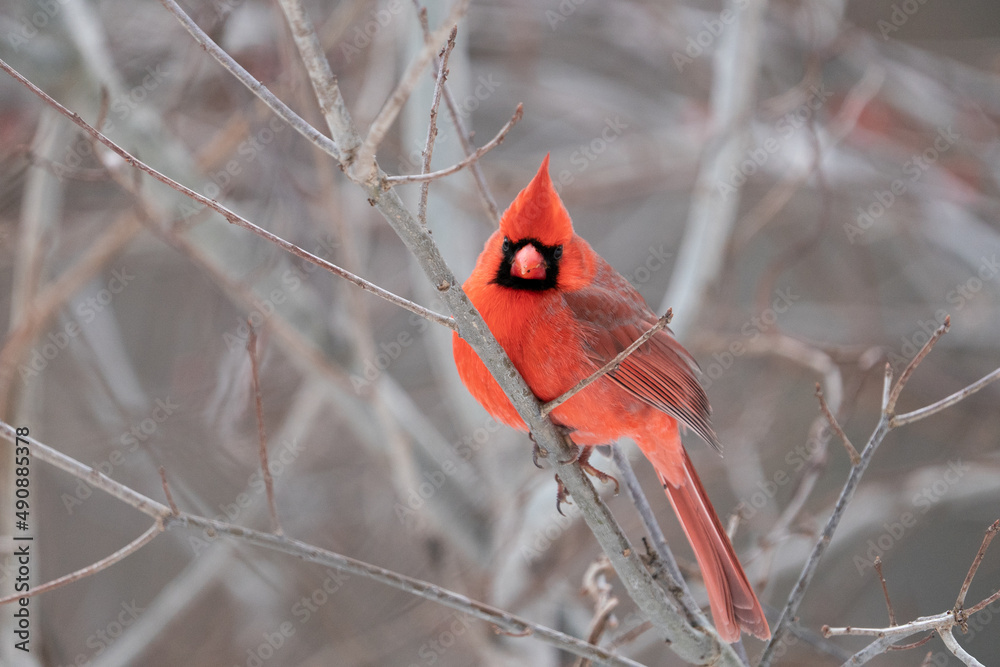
{"left": 553, "top": 245, "right": 563, "bottom": 259}
{"left": 502, "top": 237, "right": 511, "bottom": 254}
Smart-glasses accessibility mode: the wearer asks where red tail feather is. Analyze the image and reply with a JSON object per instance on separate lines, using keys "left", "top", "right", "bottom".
{"left": 661, "top": 451, "right": 770, "bottom": 641}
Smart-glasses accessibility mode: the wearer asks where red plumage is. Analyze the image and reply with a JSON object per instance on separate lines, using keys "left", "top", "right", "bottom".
{"left": 452, "top": 156, "right": 769, "bottom": 642}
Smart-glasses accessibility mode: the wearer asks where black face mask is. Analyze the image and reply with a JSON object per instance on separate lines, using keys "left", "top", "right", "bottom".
{"left": 492, "top": 237, "right": 564, "bottom": 291}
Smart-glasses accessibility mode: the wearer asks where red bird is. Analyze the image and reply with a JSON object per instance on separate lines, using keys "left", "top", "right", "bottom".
{"left": 452, "top": 156, "right": 769, "bottom": 642}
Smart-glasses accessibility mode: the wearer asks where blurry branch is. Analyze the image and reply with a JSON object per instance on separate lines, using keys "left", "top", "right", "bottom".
{"left": 157, "top": 467, "right": 179, "bottom": 516}
{"left": 541, "top": 310, "right": 672, "bottom": 418}
{"left": 0, "top": 422, "right": 644, "bottom": 667}
{"left": 760, "top": 318, "right": 1000, "bottom": 666}
{"left": 575, "top": 556, "right": 620, "bottom": 667}
{"left": 0, "top": 213, "right": 140, "bottom": 414}
{"left": 823, "top": 520, "right": 1000, "bottom": 666}
{"left": 157, "top": 2, "right": 743, "bottom": 662}
{"left": 732, "top": 66, "right": 885, "bottom": 253}
{"left": 383, "top": 103, "right": 523, "bottom": 186}
{"left": 413, "top": 0, "right": 501, "bottom": 222}
{"left": 247, "top": 326, "right": 282, "bottom": 536}
{"left": 0, "top": 56, "right": 455, "bottom": 332}
{"left": 15, "top": 145, "right": 110, "bottom": 181}
{"left": 0, "top": 523, "right": 163, "bottom": 605}
{"left": 350, "top": 0, "right": 470, "bottom": 181}
{"left": 660, "top": 0, "right": 768, "bottom": 338}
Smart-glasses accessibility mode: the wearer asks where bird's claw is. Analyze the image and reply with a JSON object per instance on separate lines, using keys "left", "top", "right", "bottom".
{"left": 554, "top": 474, "right": 571, "bottom": 516}
{"left": 558, "top": 443, "right": 582, "bottom": 465}
{"left": 528, "top": 432, "right": 549, "bottom": 469}
{"left": 551, "top": 447, "right": 620, "bottom": 513}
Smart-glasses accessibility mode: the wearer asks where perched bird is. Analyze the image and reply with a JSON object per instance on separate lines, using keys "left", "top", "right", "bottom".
{"left": 452, "top": 156, "right": 770, "bottom": 642}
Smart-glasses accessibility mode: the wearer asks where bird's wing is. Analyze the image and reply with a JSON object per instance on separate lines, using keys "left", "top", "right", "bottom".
{"left": 562, "top": 257, "right": 720, "bottom": 451}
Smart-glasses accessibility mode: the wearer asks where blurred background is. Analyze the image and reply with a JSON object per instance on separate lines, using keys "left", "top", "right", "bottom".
{"left": 1, "top": 0, "right": 999, "bottom": 665}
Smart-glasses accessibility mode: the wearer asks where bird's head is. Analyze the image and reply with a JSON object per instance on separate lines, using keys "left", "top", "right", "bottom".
{"left": 491, "top": 155, "right": 579, "bottom": 291}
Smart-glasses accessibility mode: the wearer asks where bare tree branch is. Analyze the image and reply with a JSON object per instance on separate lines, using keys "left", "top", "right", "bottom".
{"left": 384, "top": 103, "right": 524, "bottom": 186}
{"left": 872, "top": 557, "right": 897, "bottom": 626}
{"left": 272, "top": 0, "right": 362, "bottom": 164}
{"left": 955, "top": 519, "right": 1000, "bottom": 614}
{"left": 412, "top": 0, "right": 500, "bottom": 222}
{"left": 415, "top": 26, "right": 457, "bottom": 225}
{"left": 0, "top": 56, "right": 455, "bottom": 332}
{"left": 0, "top": 523, "right": 163, "bottom": 605}
{"left": 156, "top": 0, "right": 344, "bottom": 163}
{"left": 247, "top": 326, "right": 282, "bottom": 536}
{"left": 759, "top": 318, "right": 961, "bottom": 666}
{"left": 0, "top": 422, "right": 644, "bottom": 667}
{"left": 610, "top": 445, "right": 704, "bottom": 626}
{"left": 351, "top": 0, "right": 471, "bottom": 181}
{"left": 892, "top": 366, "right": 1000, "bottom": 427}
{"left": 816, "top": 383, "right": 860, "bottom": 465}
{"left": 885, "top": 316, "right": 950, "bottom": 413}
{"left": 157, "top": 467, "right": 179, "bottom": 516}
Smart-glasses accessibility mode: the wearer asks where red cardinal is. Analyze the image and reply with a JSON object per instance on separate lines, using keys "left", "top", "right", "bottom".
{"left": 452, "top": 156, "right": 769, "bottom": 642}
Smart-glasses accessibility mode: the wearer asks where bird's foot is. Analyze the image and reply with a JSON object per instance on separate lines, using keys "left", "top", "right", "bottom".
{"left": 558, "top": 442, "right": 582, "bottom": 465}
{"left": 577, "top": 446, "right": 620, "bottom": 495}
{"left": 528, "top": 432, "right": 548, "bottom": 469}
{"left": 554, "top": 474, "right": 571, "bottom": 516}
{"left": 551, "top": 447, "right": 620, "bottom": 514}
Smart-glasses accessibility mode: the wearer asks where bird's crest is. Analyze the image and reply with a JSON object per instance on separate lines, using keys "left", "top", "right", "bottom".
{"left": 499, "top": 155, "right": 574, "bottom": 246}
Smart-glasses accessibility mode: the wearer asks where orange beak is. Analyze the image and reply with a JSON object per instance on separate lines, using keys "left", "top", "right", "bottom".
{"left": 512, "top": 244, "right": 547, "bottom": 280}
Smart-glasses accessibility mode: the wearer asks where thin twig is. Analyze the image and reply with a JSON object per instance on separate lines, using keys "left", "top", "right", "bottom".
{"left": 873, "top": 557, "right": 897, "bottom": 626}
{"left": 0, "top": 523, "right": 163, "bottom": 605}
{"left": 885, "top": 316, "right": 950, "bottom": 414}
{"left": 892, "top": 366, "right": 1000, "bottom": 427}
{"left": 247, "top": 325, "right": 283, "bottom": 536}
{"left": 385, "top": 104, "right": 525, "bottom": 186}
{"left": 760, "top": 324, "right": 956, "bottom": 666}
{"left": 0, "top": 57, "right": 456, "bottom": 331}
{"left": 416, "top": 26, "right": 457, "bottom": 225}
{"left": 158, "top": 467, "right": 179, "bottom": 515}
{"left": 889, "top": 633, "right": 935, "bottom": 651}
{"left": 823, "top": 519, "right": 1000, "bottom": 665}
{"left": 541, "top": 310, "right": 672, "bottom": 418}
{"left": 412, "top": 0, "right": 500, "bottom": 222}
{"left": 816, "top": 383, "right": 860, "bottom": 466}
{"left": 352, "top": 0, "right": 471, "bottom": 180}
{"left": 881, "top": 362, "right": 893, "bottom": 412}
{"left": 954, "top": 519, "right": 1000, "bottom": 613}
{"left": 0, "top": 422, "right": 643, "bottom": 667}
{"left": 965, "top": 588, "right": 1000, "bottom": 616}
